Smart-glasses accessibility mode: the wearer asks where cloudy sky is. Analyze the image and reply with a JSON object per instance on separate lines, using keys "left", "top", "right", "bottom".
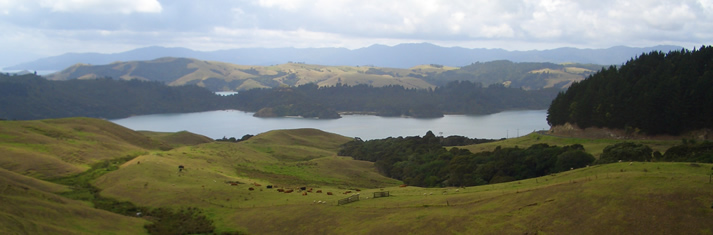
{"left": 1, "top": 0, "right": 712, "bottom": 65}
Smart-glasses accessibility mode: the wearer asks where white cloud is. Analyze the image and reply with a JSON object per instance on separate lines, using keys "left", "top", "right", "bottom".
{"left": 0, "top": 0, "right": 712, "bottom": 61}
{"left": 38, "top": 0, "right": 162, "bottom": 14}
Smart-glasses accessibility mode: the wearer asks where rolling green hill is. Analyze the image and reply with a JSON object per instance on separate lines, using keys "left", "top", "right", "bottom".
{"left": 1, "top": 118, "right": 711, "bottom": 234}
{"left": 45, "top": 57, "right": 599, "bottom": 91}
{"left": 0, "top": 118, "right": 171, "bottom": 179}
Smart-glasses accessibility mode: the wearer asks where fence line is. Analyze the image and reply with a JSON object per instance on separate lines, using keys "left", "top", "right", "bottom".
{"left": 338, "top": 194, "right": 360, "bottom": 205}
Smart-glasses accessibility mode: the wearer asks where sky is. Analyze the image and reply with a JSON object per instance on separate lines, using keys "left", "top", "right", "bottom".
{"left": 1, "top": 0, "right": 712, "bottom": 65}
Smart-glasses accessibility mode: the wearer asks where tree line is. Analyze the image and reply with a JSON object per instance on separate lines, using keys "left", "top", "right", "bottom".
{"left": 338, "top": 131, "right": 594, "bottom": 187}
{"left": 547, "top": 46, "right": 713, "bottom": 135}
{"left": 338, "top": 131, "right": 712, "bottom": 187}
{"left": 231, "top": 81, "right": 560, "bottom": 118}
{"left": 0, "top": 74, "right": 224, "bottom": 120}
{"left": 0, "top": 73, "right": 558, "bottom": 120}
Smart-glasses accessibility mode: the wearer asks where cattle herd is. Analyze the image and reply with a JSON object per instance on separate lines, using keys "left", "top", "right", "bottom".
{"left": 225, "top": 181, "right": 368, "bottom": 199}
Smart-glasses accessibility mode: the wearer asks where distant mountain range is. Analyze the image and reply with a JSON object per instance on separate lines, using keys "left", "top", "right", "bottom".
{"left": 5, "top": 43, "right": 684, "bottom": 71}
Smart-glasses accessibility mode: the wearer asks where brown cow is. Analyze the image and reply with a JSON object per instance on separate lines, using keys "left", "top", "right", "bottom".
{"left": 248, "top": 187, "right": 254, "bottom": 191}
{"left": 277, "top": 188, "right": 284, "bottom": 192}
{"left": 302, "top": 192, "right": 307, "bottom": 196}
{"left": 399, "top": 184, "right": 408, "bottom": 187}
{"left": 316, "top": 190, "right": 322, "bottom": 193}
{"left": 285, "top": 189, "right": 294, "bottom": 193}
{"left": 254, "top": 183, "right": 262, "bottom": 187}
{"left": 230, "top": 183, "right": 238, "bottom": 186}
{"left": 343, "top": 191, "right": 352, "bottom": 194}
{"left": 327, "top": 192, "right": 333, "bottom": 195}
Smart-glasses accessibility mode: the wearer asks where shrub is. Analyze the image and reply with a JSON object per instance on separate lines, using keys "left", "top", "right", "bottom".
{"left": 555, "top": 150, "right": 595, "bottom": 171}
{"left": 599, "top": 142, "right": 653, "bottom": 163}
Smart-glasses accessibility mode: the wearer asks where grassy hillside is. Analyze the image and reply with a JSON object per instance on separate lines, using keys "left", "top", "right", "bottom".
{"left": 461, "top": 132, "right": 680, "bottom": 158}
{"left": 0, "top": 168, "right": 147, "bottom": 235}
{"left": 223, "top": 162, "right": 712, "bottom": 234}
{"left": 0, "top": 118, "right": 172, "bottom": 179}
{"left": 1, "top": 118, "right": 711, "bottom": 234}
{"left": 46, "top": 57, "right": 596, "bottom": 91}
{"left": 138, "top": 131, "right": 213, "bottom": 147}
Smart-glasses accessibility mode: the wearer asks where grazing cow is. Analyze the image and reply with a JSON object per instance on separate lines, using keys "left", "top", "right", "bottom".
{"left": 302, "top": 192, "right": 307, "bottom": 196}
{"left": 300, "top": 187, "right": 307, "bottom": 191}
{"left": 254, "top": 183, "right": 262, "bottom": 187}
{"left": 327, "top": 192, "right": 333, "bottom": 195}
{"left": 399, "top": 184, "right": 408, "bottom": 187}
{"left": 267, "top": 185, "right": 273, "bottom": 189}
{"left": 248, "top": 187, "right": 254, "bottom": 191}
{"left": 230, "top": 183, "right": 238, "bottom": 186}
{"left": 277, "top": 188, "right": 285, "bottom": 192}
{"left": 355, "top": 189, "right": 361, "bottom": 192}
{"left": 316, "top": 190, "right": 322, "bottom": 193}
{"left": 285, "top": 189, "right": 294, "bottom": 193}
{"left": 344, "top": 191, "right": 352, "bottom": 194}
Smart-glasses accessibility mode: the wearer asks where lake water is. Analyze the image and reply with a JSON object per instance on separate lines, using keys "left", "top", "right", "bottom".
{"left": 111, "top": 109, "right": 550, "bottom": 140}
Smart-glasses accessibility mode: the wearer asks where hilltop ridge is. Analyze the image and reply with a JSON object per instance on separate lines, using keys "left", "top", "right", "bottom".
{"left": 44, "top": 57, "right": 597, "bottom": 91}
{"left": 5, "top": 43, "right": 684, "bottom": 71}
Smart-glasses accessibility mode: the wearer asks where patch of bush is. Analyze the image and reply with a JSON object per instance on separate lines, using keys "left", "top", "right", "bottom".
{"left": 598, "top": 142, "right": 653, "bottom": 163}
{"left": 662, "top": 141, "right": 713, "bottom": 163}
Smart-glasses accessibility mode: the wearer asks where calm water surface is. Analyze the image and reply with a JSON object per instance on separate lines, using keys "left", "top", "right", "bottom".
{"left": 111, "top": 110, "right": 549, "bottom": 140}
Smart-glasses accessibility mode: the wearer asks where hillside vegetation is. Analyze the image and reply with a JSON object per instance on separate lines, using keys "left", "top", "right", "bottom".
{"left": 0, "top": 73, "right": 224, "bottom": 120}
{"left": 548, "top": 46, "right": 713, "bottom": 135}
{"left": 45, "top": 57, "right": 598, "bottom": 91}
{"left": 0, "top": 73, "right": 559, "bottom": 120}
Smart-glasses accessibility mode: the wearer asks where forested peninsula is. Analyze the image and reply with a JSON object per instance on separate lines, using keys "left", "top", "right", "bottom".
{"left": 0, "top": 73, "right": 558, "bottom": 120}
{"left": 547, "top": 46, "right": 713, "bottom": 135}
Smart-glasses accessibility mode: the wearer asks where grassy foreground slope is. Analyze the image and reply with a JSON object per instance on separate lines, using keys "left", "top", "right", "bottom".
{"left": 1, "top": 118, "right": 711, "bottom": 234}
{"left": 0, "top": 167, "right": 147, "bottom": 235}
{"left": 95, "top": 128, "right": 711, "bottom": 234}
{"left": 0, "top": 118, "right": 170, "bottom": 179}
{"left": 225, "top": 162, "right": 713, "bottom": 234}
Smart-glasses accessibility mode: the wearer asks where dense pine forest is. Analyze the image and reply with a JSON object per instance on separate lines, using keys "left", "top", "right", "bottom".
{"left": 547, "top": 46, "right": 713, "bottom": 135}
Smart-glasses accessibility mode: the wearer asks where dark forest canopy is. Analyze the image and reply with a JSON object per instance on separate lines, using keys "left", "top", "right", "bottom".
{"left": 547, "top": 46, "right": 713, "bottom": 135}
{"left": 0, "top": 74, "right": 224, "bottom": 120}
{"left": 232, "top": 81, "right": 560, "bottom": 118}
{"left": 338, "top": 131, "right": 594, "bottom": 187}
{"left": 0, "top": 73, "right": 558, "bottom": 120}
{"left": 338, "top": 131, "right": 712, "bottom": 188}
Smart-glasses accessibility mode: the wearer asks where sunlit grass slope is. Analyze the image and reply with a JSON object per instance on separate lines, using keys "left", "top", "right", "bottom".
{"left": 93, "top": 128, "right": 398, "bottom": 208}
{"left": 0, "top": 118, "right": 170, "bottom": 179}
{"left": 220, "top": 162, "right": 713, "bottom": 234}
{"left": 138, "top": 130, "right": 213, "bottom": 147}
